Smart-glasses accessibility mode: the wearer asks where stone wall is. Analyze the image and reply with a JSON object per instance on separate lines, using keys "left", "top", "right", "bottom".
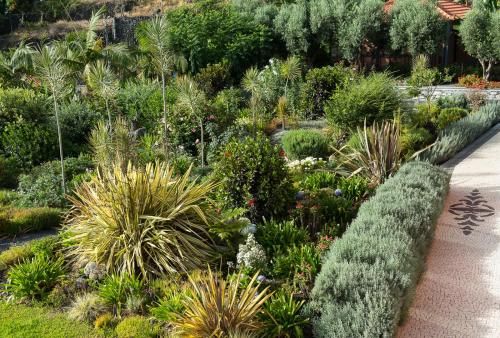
{"left": 399, "top": 85, "right": 500, "bottom": 102}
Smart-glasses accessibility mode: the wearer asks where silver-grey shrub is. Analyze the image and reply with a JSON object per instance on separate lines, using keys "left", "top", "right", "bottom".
{"left": 421, "top": 102, "right": 500, "bottom": 164}
{"left": 307, "top": 161, "right": 450, "bottom": 337}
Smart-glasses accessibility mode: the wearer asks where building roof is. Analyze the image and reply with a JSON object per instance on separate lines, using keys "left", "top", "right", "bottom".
{"left": 384, "top": 0, "right": 471, "bottom": 21}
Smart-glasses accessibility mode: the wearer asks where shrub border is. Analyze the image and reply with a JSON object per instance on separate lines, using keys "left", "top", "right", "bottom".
{"left": 307, "top": 161, "right": 450, "bottom": 337}
{"left": 422, "top": 102, "right": 500, "bottom": 164}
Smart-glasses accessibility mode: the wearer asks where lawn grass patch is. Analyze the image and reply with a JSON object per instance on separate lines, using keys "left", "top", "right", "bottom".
{"left": 0, "top": 301, "right": 98, "bottom": 338}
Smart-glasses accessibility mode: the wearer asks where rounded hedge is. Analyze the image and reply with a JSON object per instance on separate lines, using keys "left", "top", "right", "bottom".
{"left": 281, "top": 129, "right": 330, "bottom": 160}
{"left": 115, "top": 316, "right": 156, "bottom": 338}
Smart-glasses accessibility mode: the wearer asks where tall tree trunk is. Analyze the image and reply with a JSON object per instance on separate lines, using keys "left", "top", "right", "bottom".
{"left": 53, "top": 95, "right": 66, "bottom": 195}
{"left": 485, "top": 61, "right": 492, "bottom": 82}
{"left": 283, "top": 80, "right": 288, "bottom": 132}
{"left": 161, "top": 72, "right": 169, "bottom": 161}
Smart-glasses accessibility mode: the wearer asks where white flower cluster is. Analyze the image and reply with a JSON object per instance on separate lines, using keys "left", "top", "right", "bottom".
{"left": 286, "top": 157, "right": 326, "bottom": 172}
{"left": 236, "top": 234, "right": 267, "bottom": 271}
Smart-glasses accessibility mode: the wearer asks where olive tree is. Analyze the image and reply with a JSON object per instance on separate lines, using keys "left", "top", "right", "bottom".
{"left": 310, "top": 0, "right": 384, "bottom": 63}
{"left": 458, "top": 1, "right": 500, "bottom": 80}
{"left": 389, "top": 0, "right": 445, "bottom": 57}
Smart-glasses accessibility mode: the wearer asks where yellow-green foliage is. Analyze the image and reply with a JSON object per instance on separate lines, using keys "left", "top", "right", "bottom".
{"left": 94, "top": 312, "right": 115, "bottom": 329}
{"left": 0, "top": 244, "right": 32, "bottom": 272}
{"left": 64, "top": 162, "right": 220, "bottom": 280}
{"left": 173, "top": 269, "right": 272, "bottom": 337}
{"left": 307, "top": 161, "right": 450, "bottom": 337}
{"left": 115, "top": 315, "right": 155, "bottom": 338}
{"left": 0, "top": 207, "right": 61, "bottom": 235}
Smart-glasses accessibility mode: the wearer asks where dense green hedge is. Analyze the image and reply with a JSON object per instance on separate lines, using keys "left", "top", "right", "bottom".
{"left": 307, "top": 161, "right": 450, "bottom": 337}
{"left": 281, "top": 129, "right": 330, "bottom": 160}
{"left": 0, "top": 207, "right": 61, "bottom": 235}
{"left": 422, "top": 102, "right": 500, "bottom": 164}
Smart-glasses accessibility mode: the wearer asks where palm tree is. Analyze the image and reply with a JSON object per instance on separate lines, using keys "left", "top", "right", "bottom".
{"left": 136, "top": 16, "right": 187, "bottom": 160}
{"left": 86, "top": 60, "right": 119, "bottom": 129}
{"left": 0, "top": 41, "right": 36, "bottom": 84}
{"left": 33, "top": 45, "right": 72, "bottom": 194}
{"left": 279, "top": 56, "right": 301, "bottom": 131}
{"left": 242, "top": 67, "right": 261, "bottom": 137}
{"left": 176, "top": 76, "right": 208, "bottom": 168}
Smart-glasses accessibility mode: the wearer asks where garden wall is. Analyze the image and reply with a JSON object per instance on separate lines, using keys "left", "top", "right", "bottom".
{"left": 399, "top": 85, "right": 500, "bottom": 102}
{"left": 307, "top": 161, "right": 450, "bottom": 337}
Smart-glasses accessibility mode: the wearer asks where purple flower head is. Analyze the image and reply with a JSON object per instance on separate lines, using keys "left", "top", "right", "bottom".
{"left": 257, "top": 275, "right": 266, "bottom": 283}
{"left": 334, "top": 189, "right": 342, "bottom": 197}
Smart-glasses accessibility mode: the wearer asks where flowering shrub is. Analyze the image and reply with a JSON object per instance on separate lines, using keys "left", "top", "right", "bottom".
{"left": 458, "top": 74, "right": 486, "bottom": 89}
{"left": 212, "top": 135, "right": 294, "bottom": 221}
{"left": 286, "top": 157, "right": 327, "bottom": 173}
{"left": 236, "top": 234, "right": 267, "bottom": 272}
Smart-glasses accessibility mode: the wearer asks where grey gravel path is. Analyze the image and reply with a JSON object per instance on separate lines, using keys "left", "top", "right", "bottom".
{"left": 397, "top": 125, "right": 500, "bottom": 337}
{"left": 0, "top": 229, "right": 58, "bottom": 253}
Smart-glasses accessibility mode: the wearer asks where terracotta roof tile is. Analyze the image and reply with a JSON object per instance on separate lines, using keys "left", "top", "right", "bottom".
{"left": 384, "top": 0, "right": 471, "bottom": 20}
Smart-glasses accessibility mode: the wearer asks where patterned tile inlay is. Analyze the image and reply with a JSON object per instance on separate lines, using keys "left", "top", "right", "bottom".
{"left": 449, "top": 189, "right": 495, "bottom": 235}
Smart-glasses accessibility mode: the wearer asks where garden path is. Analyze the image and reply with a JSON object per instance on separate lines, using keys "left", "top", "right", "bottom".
{"left": 397, "top": 124, "right": 500, "bottom": 338}
{"left": 0, "top": 229, "right": 57, "bottom": 253}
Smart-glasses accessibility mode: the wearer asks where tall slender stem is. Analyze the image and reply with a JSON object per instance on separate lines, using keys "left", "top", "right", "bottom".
{"left": 53, "top": 94, "right": 66, "bottom": 195}
{"left": 161, "top": 72, "right": 169, "bottom": 161}
{"left": 105, "top": 98, "right": 112, "bottom": 130}
{"left": 199, "top": 117, "right": 204, "bottom": 168}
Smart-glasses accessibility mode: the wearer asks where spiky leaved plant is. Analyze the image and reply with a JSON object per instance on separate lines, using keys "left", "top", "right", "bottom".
{"left": 173, "top": 268, "right": 272, "bottom": 337}
{"left": 85, "top": 60, "right": 119, "bottom": 129}
{"left": 335, "top": 120, "right": 402, "bottom": 186}
{"left": 64, "top": 162, "right": 219, "bottom": 280}
{"left": 176, "top": 75, "right": 207, "bottom": 168}
{"left": 136, "top": 15, "right": 187, "bottom": 159}
{"left": 33, "top": 44, "right": 72, "bottom": 195}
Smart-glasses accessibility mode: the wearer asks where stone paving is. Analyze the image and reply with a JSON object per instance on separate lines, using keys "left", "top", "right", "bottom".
{"left": 397, "top": 125, "right": 500, "bottom": 337}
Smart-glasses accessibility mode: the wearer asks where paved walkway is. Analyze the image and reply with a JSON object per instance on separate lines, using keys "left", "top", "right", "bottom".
{"left": 397, "top": 125, "right": 500, "bottom": 338}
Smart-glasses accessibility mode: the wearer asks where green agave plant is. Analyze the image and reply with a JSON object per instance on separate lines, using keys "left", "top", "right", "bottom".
{"left": 64, "top": 162, "right": 220, "bottom": 280}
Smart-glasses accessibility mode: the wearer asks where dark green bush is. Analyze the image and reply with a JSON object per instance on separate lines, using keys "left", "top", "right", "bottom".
{"left": 163, "top": 1, "right": 273, "bottom": 75}
{"left": 307, "top": 161, "right": 450, "bottom": 337}
{"left": 4, "top": 254, "right": 65, "bottom": 300}
{"left": 401, "top": 126, "right": 434, "bottom": 157}
{"left": 0, "top": 155, "right": 22, "bottom": 189}
{"left": 325, "top": 72, "right": 401, "bottom": 129}
{"left": 0, "top": 87, "right": 49, "bottom": 132}
{"left": 1, "top": 121, "right": 58, "bottom": 167}
{"left": 116, "top": 80, "right": 164, "bottom": 132}
{"left": 299, "top": 65, "right": 354, "bottom": 119}
{"left": 0, "top": 207, "right": 61, "bottom": 235}
{"left": 255, "top": 219, "right": 309, "bottom": 256}
{"left": 194, "top": 61, "right": 232, "bottom": 97}
{"left": 436, "top": 107, "right": 468, "bottom": 130}
{"left": 281, "top": 129, "right": 330, "bottom": 160}
{"left": 58, "top": 100, "right": 100, "bottom": 156}
{"left": 212, "top": 135, "right": 294, "bottom": 221}
{"left": 17, "top": 155, "right": 93, "bottom": 208}
{"left": 421, "top": 102, "right": 500, "bottom": 164}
